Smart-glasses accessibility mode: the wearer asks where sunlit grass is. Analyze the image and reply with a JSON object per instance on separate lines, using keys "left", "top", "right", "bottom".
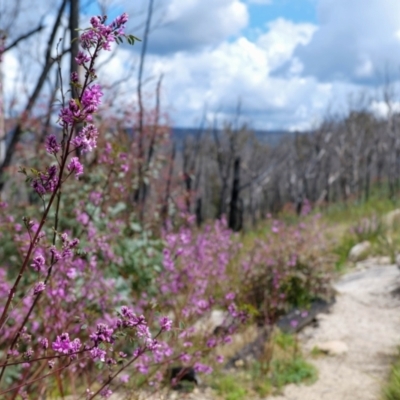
{"left": 209, "top": 331, "right": 317, "bottom": 399}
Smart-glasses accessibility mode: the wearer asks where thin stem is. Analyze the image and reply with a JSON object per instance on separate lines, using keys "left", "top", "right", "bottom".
{"left": 0, "top": 346, "right": 93, "bottom": 368}
{"left": 0, "top": 41, "right": 102, "bottom": 386}
{"left": 0, "top": 361, "right": 73, "bottom": 396}
{"left": 88, "top": 349, "right": 145, "bottom": 399}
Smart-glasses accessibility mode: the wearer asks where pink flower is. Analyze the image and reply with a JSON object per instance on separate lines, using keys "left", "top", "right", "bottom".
{"left": 67, "top": 157, "right": 84, "bottom": 178}
{"left": 33, "top": 282, "right": 46, "bottom": 295}
{"left": 159, "top": 316, "right": 172, "bottom": 332}
{"left": 31, "top": 255, "right": 45, "bottom": 272}
{"left": 45, "top": 135, "right": 61, "bottom": 154}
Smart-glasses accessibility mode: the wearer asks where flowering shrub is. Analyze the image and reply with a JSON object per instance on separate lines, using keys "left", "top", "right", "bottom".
{"left": 240, "top": 216, "right": 335, "bottom": 326}
{"left": 349, "top": 213, "right": 384, "bottom": 242}
{"left": 0, "top": 14, "right": 251, "bottom": 399}
{"left": 157, "top": 217, "right": 247, "bottom": 361}
{"left": 0, "top": 14, "right": 177, "bottom": 399}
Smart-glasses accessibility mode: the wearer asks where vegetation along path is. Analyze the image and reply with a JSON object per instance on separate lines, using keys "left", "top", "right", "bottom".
{"left": 273, "top": 261, "right": 400, "bottom": 400}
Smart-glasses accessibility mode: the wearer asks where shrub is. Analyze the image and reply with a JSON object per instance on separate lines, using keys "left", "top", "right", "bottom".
{"left": 240, "top": 216, "right": 335, "bottom": 326}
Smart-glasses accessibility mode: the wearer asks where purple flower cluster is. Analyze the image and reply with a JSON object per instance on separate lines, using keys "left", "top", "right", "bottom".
{"left": 52, "top": 333, "right": 82, "bottom": 356}
{"left": 32, "top": 165, "right": 59, "bottom": 196}
{"left": 45, "top": 134, "right": 61, "bottom": 155}
{"left": 31, "top": 255, "right": 45, "bottom": 272}
{"left": 67, "top": 157, "right": 84, "bottom": 179}
{"left": 80, "top": 13, "right": 129, "bottom": 51}
{"left": 33, "top": 282, "right": 46, "bottom": 295}
{"left": 60, "top": 84, "right": 104, "bottom": 128}
{"left": 71, "top": 124, "right": 99, "bottom": 153}
{"left": 241, "top": 215, "right": 333, "bottom": 325}
{"left": 90, "top": 323, "right": 114, "bottom": 346}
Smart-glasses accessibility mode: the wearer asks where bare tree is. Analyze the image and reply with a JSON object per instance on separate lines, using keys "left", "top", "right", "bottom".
{"left": 0, "top": 0, "right": 69, "bottom": 191}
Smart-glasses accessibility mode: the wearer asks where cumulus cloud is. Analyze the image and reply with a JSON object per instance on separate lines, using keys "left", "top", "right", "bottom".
{"left": 124, "top": 0, "right": 249, "bottom": 54}
{"left": 258, "top": 18, "right": 317, "bottom": 73}
{"left": 101, "top": 17, "right": 334, "bottom": 130}
{"left": 6, "top": 0, "right": 392, "bottom": 131}
{"left": 152, "top": 19, "right": 321, "bottom": 129}
{"left": 370, "top": 100, "right": 400, "bottom": 118}
{"left": 295, "top": 0, "right": 400, "bottom": 85}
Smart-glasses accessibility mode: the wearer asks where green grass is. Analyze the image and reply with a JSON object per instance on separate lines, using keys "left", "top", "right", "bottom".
{"left": 316, "top": 186, "right": 400, "bottom": 270}
{"left": 210, "top": 332, "right": 317, "bottom": 399}
{"left": 382, "top": 350, "right": 400, "bottom": 400}
{"left": 212, "top": 374, "right": 248, "bottom": 400}
{"left": 320, "top": 185, "right": 400, "bottom": 225}
{"left": 270, "top": 357, "right": 317, "bottom": 389}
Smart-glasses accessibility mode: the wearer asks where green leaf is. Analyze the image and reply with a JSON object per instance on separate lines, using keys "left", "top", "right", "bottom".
{"left": 130, "top": 222, "right": 142, "bottom": 232}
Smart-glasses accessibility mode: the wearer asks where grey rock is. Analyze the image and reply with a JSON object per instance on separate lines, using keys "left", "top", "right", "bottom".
{"left": 348, "top": 241, "right": 371, "bottom": 262}
{"left": 314, "top": 340, "right": 348, "bottom": 356}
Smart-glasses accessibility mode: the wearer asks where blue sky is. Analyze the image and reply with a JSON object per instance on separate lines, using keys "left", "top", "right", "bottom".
{"left": 4, "top": 0, "right": 400, "bottom": 130}
{"left": 248, "top": 0, "right": 317, "bottom": 27}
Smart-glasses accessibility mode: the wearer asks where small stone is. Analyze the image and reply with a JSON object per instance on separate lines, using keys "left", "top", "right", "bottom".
{"left": 348, "top": 241, "right": 371, "bottom": 262}
{"left": 356, "top": 256, "right": 392, "bottom": 270}
{"left": 194, "top": 309, "right": 228, "bottom": 334}
{"left": 384, "top": 209, "right": 400, "bottom": 228}
{"left": 234, "top": 359, "right": 244, "bottom": 367}
{"left": 314, "top": 340, "right": 348, "bottom": 356}
{"left": 396, "top": 254, "right": 400, "bottom": 269}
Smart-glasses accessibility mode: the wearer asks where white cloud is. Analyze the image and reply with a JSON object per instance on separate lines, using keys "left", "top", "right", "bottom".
{"left": 370, "top": 100, "right": 400, "bottom": 118}
{"left": 257, "top": 18, "right": 317, "bottom": 72}
{"left": 124, "top": 0, "right": 249, "bottom": 54}
{"left": 296, "top": 0, "right": 400, "bottom": 84}
{"left": 98, "top": 17, "right": 335, "bottom": 130}
{"left": 6, "top": 0, "right": 397, "bottom": 131}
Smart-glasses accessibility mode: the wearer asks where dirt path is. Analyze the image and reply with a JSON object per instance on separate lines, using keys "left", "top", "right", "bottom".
{"left": 272, "top": 262, "right": 400, "bottom": 400}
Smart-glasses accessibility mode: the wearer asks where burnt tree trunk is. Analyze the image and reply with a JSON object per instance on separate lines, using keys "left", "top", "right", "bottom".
{"left": 229, "top": 157, "right": 242, "bottom": 231}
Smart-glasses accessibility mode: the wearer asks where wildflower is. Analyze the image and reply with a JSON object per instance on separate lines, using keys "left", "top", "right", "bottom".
{"left": 225, "top": 292, "right": 236, "bottom": 301}
{"left": 67, "top": 157, "right": 84, "bottom": 178}
{"left": 90, "top": 323, "right": 114, "bottom": 346}
{"left": 81, "top": 84, "right": 103, "bottom": 113}
{"left": 39, "top": 337, "right": 49, "bottom": 350}
{"left": 32, "top": 165, "right": 59, "bottom": 195}
{"left": 52, "top": 333, "right": 72, "bottom": 354}
{"left": 179, "top": 353, "right": 191, "bottom": 363}
{"left": 75, "top": 50, "right": 90, "bottom": 65}
{"left": 193, "top": 362, "right": 213, "bottom": 374}
{"left": 100, "top": 388, "right": 113, "bottom": 398}
{"left": 72, "top": 124, "right": 99, "bottom": 153}
{"left": 49, "top": 246, "right": 62, "bottom": 262}
{"left": 23, "top": 348, "right": 34, "bottom": 360}
{"left": 90, "top": 347, "right": 106, "bottom": 362}
{"left": 216, "top": 355, "right": 224, "bottom": 363}
{"left": 71, "top": 71, "right": 79, "bottom": 83}
{"left": 33, "top": 282, "right": 46, "bottom": 295}
{"left": 31, "top": 255, "right": 45, "bottom": 272}
{"left": 45, "top": 135, "right": 61, "bottom": 155}
{"left": 159, "top": 316, "right": 172, "bottom": 332}
{"left": 8, "top": 349, "right": 19, "bottom": 357}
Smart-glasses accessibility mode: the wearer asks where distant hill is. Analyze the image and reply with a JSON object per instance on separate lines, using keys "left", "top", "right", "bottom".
{"left": 171, "top": 127, "right": 294, "bottom": 146}
{"left": 3, "top": 121, "right": 295, "bottom": 150}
